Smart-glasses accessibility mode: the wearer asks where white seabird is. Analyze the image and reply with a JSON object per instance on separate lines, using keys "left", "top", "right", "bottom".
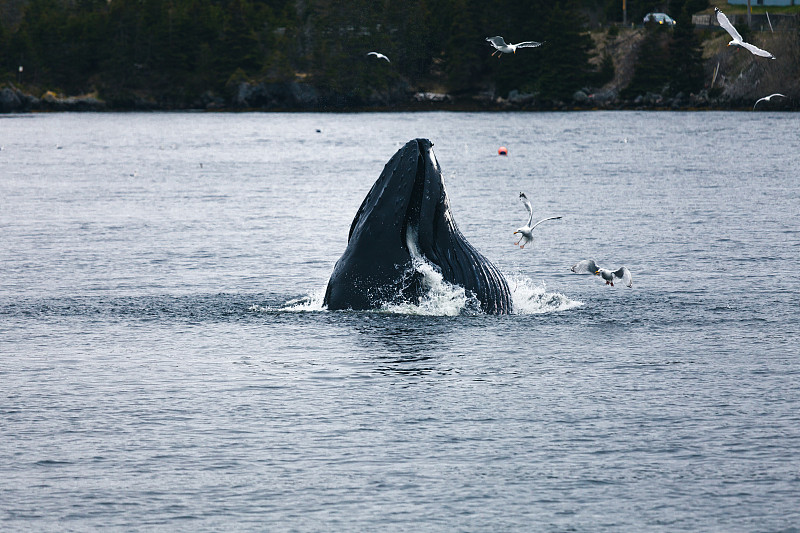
{"left": 486, "top": 36, "right": 544, "bottom": 57}
{"left": 715, "top": 8, "right": 775, "bottom": 59}
{"left": 571, "top": 259, "right": 632, "bottom": 287}
{"left": 367, "top": 52, "right": 390, "bottom": 62}
{"left": 514, "top": 192, "right": 562, "bottom": 249}
{"left": 753, "top": 93, "right": 785, "bottom": 110}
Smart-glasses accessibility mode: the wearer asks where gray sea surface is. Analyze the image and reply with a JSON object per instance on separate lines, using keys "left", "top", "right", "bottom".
{"left": 1, "top": 111, "right": 799, "bottom": 531}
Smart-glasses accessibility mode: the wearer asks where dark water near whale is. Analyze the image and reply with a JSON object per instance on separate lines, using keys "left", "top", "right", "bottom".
{"left": 1, "top": 112, "right": 799, "bottom": 531}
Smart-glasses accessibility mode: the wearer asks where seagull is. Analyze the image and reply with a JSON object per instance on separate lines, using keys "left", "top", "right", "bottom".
{"left": 513, "top": 192, "right": 562, "bottom": 249}
{"left": 367, "top": 52, "right": 390, "bottom": 62}
{"left": 753, "top": 93, "right": 785, "bottom": 110}
{"left": 486, "top": 36, "right": 544, "bottom": 57}
{"left": 715, "top": 8, "right": 775, "bottom": 59}
{"left": 571, "top": 259, "right": 632, "bottom": 288}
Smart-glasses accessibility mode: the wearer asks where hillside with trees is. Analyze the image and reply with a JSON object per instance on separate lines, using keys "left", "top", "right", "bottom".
{"left": 0, "top": 0, "right": 797, "bottom": 110}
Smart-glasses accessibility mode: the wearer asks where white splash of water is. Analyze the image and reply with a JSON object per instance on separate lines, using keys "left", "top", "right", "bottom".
{"left": 280, "top": 290, "right": 326, "bottom": 312}
{"left": 270, "top": 243, "right": 581, "bottom": 317}
{"left": 269, "top": 274, "right": 580, "bottom": 316}
{"left": 379, "top": 225, "right": 482, "bottom": 316}
{"left": 508, "top": 274, "right": 583, "bottom": 315}
{"left": 381, "top": 257, "right": 482, "bottom": 316}
{"left": 249, "top": 290, "right": 326, "bottom": 313}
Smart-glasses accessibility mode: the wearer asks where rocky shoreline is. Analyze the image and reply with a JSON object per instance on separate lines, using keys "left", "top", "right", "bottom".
{"left": 0, "top": 81, "right": 793, "bottom": 113}
{"left": 1, "top": 86, "right": 108, "bottom": 113}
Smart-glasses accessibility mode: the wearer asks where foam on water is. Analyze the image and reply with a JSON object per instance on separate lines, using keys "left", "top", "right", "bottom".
{"left": 380, "top": 257, "right": 483, "bottom": 316}
{"left": 273, "top": 269, "right": 581, "bottom": 316}
{"left": 507, "top": 274, "right": 583, "bottom": 315}
{"left": 278, "top": 290, "right": 326, "bottom": 312}
{"left": 381, "top": 225, "right": 483, "bottom": 316}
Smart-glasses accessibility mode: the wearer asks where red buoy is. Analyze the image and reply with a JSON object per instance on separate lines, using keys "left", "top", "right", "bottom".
{"left": 498, "top": 146, "right": 508, "bottom": 156}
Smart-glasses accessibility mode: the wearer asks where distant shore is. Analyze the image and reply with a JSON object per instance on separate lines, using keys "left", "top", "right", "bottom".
{"left": 1, "top": 83, "right": 794, "bottom": 113}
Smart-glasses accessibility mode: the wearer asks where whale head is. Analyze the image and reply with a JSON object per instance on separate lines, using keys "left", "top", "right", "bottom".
{"left": 324, "top": 138, "right": 513, "bottom": 314}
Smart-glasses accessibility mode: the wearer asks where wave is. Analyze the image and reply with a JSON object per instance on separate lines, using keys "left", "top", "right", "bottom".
{"left": 247, "top": 290, "right": 326, "bottom": 313}
{"left": 273, "top": 265, "right": 581, "bottom": 316}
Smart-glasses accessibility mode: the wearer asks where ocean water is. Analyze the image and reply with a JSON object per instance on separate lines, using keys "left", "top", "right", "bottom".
{"left": 1, "top": 111, "right": 798, "bottom": 531}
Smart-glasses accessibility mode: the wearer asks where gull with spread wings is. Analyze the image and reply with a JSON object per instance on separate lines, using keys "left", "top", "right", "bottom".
{"left": 571, "top": 259, "right": 633, "bottom": 288}
{"left": 514, "top": 192, "right": 562, "bottom": 249}
{"left": 715, "top": 8, "right": 775, "bottom": 59}
{"left": 753, "top": 93, "right": 785, "bottom": 110}
{"left": 367, "top": 52, "right": 390, "bottom": 62}
{"left": 486, "top": 36, "right": 544, "bottom": 57}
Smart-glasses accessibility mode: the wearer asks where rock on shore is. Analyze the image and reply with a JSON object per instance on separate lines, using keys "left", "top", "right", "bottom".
{"left": 0, "top": 86, "right": 106, "bottom": 113}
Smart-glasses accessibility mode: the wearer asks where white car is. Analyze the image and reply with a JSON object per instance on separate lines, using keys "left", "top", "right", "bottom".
{"left": 643, "top": 13, "right": 676, "bottom": 26}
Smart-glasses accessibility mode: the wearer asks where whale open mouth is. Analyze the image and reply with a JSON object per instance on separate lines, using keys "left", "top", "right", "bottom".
{"left": 402, "top": 150, "right": 428, "bottom": 259}
{"left": 324, "top": 138, "right": 512, "bottom": 314}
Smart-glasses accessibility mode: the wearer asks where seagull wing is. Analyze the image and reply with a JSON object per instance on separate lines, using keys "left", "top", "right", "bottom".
{"left": 530, "top": 216, "right": 562, "bottom": 231}
{"left": 515, "top": 41, "right": 544, "bottom": 48}
{"left": 613, "top": 266, "right": 633, "bottom": 288}
{"left": 519, "top": 192, "right": 533, "bottom": 227}
{"left": 486, "top": 36, "right": 508, "bottom": 49}
{"left": 571, "top": 259, "right": 599, "bottom": 274}
{"left": 754, "top": 93, "right": 785, "bottom": 109}
{"left": 739, "top": 41, "right": 775, "bottom": 59}
{"left": 716, "top": 8, "right": 742, "bottom": 42}
{"left": 367, "top": 52, "right": 391, "bottom": 62}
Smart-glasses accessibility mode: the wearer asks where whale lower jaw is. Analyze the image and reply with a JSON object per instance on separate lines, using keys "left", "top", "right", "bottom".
{"left": 423, "top": 227, "right": 512, "bottom": 315}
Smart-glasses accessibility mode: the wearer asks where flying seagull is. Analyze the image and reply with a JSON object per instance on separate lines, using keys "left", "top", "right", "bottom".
{"left": 514, "top": 192, "right": 562, "bottom": 249}
{"left": 571, "top": 259, "right": 632, "bottom": 288}
{"left": 715, "top": 8, "right": 775, "bottom": 59}
{"left": 486, "top": 36, "right": 544, "bottom": 57}
{"left": 367, "top": 52, "right": 390, "bottom": 62}
{"left": 753, "top": 93, "right": 785, "bottom": 110}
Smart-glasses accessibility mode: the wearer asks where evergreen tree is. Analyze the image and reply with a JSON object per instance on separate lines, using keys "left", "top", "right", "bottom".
{"left": 306, "top": 0, "right": 389, "bottom": 100}
{"left": 604, "top": 0, "right": 651, "bottom": 25}
{"left": 535, "top": 1, "right": 595, "bottom": 100}
{"left": 489, "top": 0, "right": 548, "bottom": 98}
{"left": 217, "top": 0, "right": 262, "bottom": 80}
{"left": 594, "top": 52, "right": 615, "bottom": 87}
{"left": 444, "top": 0, "right": 486, "bottom": 93}
{"left": 668, "top": 6, "right": 704, "bottom": 95}
{"left": 0, "top": 22, "right": 8, "bottom": 80}
{"left": 670, "top": 0, "right": 708, "bottom": 18}
{"left": 621, "top": 22, "right": 671, "bottom": 98}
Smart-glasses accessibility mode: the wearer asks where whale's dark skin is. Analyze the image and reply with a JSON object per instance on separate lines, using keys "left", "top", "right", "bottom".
{"left": 323, "top": 138, "right": 513, "bottom": 314}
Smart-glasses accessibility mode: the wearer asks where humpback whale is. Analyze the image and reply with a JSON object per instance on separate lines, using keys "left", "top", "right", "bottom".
{"left": 323, "top": 139, "right": 513, "bottom": 314}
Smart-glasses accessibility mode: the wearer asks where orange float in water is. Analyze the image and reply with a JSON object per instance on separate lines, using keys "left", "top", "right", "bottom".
{"left": 498, "top": 146, "right": 508, "bottom": 155}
